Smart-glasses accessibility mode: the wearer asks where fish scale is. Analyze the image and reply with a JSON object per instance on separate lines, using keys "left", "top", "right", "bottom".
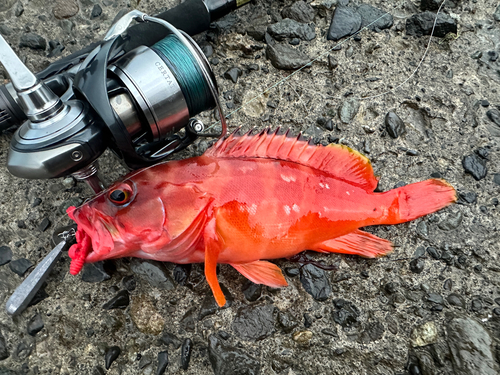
{"left": 67, "top": 128, "right": 456, "bottom": 307}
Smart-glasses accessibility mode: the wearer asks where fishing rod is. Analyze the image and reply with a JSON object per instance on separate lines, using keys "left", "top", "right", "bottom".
{"left": 0, "top": 0, "right": 249, "bottom": 193}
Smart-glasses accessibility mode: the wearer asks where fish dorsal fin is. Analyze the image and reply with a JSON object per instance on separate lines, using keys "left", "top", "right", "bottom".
{"left": 205, "top": 128, "right": 378, "bottom": 191}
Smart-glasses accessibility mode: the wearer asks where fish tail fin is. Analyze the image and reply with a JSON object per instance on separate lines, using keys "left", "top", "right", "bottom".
{"left": 380, "top": 179, "right": 457, "bottom": 225}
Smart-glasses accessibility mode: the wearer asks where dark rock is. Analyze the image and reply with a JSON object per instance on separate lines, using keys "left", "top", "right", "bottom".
{"left": 338, "top": 98, "right": 360, "bottom": 124}
{"left": 416, "top": 221, "right": 428, "bottom": 238}
{"left": 277, "top": 311, "right": 298, "bottom": 333}
{"left": 102, "top": 290, "right": 130, "bottom": 310}
{"left": 494, "top": 4, "right": 500, "bottom": 22}
{"left": 495, "top": 298, "right": 500, "bottom": 306}
{"left": 426, "top": 246, "right": 441, "bottom": 259}
{"left": 438, "top": 211, "right": 463, "bottom": 231}
{"left": 332, "top": 299, "right": 360, "bottom": 328}
{"left": 232, "top": 305, "right": 275, "bottom": 341}
{"left": 180, "top": 339, "right": 192, "bottom": 370}
{"left": 493, "top": 308, "right": 500, "bottom": 315}
{"left": 91, "top": 4, "right": 102, "bottom": 18}
{"left": 0, "top": 246, "right": 12, "bottom": 266}
{"left": 267, "top": 19, "right": 316, "bottom": 41}
{"left": 81, "top": 262, "right": 112, "bottom": 283}
{"left": 384, "top": 282, "right": 398, "bottom": 295}
{"left": 266, "top": 43, "right": 310, "bottom": 70}
{"left": 208, "top": 334, "right": 260, "bottom": 375}
{"left": 19, "top": 33, "right": 47, "bottom": 50}
{"left": 121, "top": 275, "right": 136, "bottom": 291}
{"left": 494, "top": 174, "right": 500, "bottom": 186}
{"left": 224, "top": 67, "right": 242, "bottom": 83}
{"left": 406, "top": 11, "right": 457, "bottom": 37}
{"left": 199, "top": 284, "right": 233, "bottom": 320}
{"left": 304, "top": 313, "right": 314, "bottom": 328}
{"left": 0, "top": 331, "right": 8, "bottom": 361}
{"left": 14, "top": 341, "right": 31, "bottom": 361}
{"left": 156, "top": 351, "right": 168, "bottom": 375}
{"left": 476, "top": 147, "right": 489, "bottom": 159}
{"left": 218, "top": 331, "right": 230, "bottom": 340}
{"left": 13, "top": 1, "right": 23, "bottom": 16}
{"left": 32, "top": 197, "right": 42, "bottom": 207}
{"left": 385, "top": 111, "right": 406, "bottom": 138}
{"left": 27, "top": 314, "right": 44, "bottom": 336}
{"left": 426, "top": 293, "right": 444, "bottom": 304}
{"left": 361, "top": 321, "right": 385, "bottom": 343}
{"left": 444, "top": 279, "right": 452, "bottom": 291}
{"left": 328, "top": 55, "right": 338, "bottom": 70}
{"left": 410, "top": 258, "right": 425, "bottom": 274}
{"left": 17, "top": 220, "right": 26, "bottom": 229}
{"left": 420, "top": 0, "right": 445, "bottom": 11}
{"left": 92, "top": 367, "right": 105, "bottom": 375}
{"left": 462, "top": 154, "right": 487, "bottom": 181}
{"left": 28, "top": 287, "right": 48, "bottom": 307}
{"left": 413, "top": 246, "right": 426, "bottom": 259}
{"left": 471, "top": 299, "right": 482, "bottom": 312}
{"left": 9, "top": 258, "right": 33, "bottom": 276}
{"left": 242, "top": 281, "right": 262, "bottom": 302}
{"left": 357, "top": 4, "right": 393, "bottom": 32}
{"left": 327, "top": 6, "right": 362, "bottom": 41}
{"left": 130, "top": 259, "right": 174, "bottom": 290}
{"left": 446, "top": 316, "right": 499, "bottom": 375}
{"left": 458, "top": 191, "right": 477, "bottom": 204}
{"left": 486, "top": 109, "right": 500, "bottom": 137}
{"left": 447, "top": 293, "right": 465, "bottom": 308}
{"left": 284, "top": 267, "right": 299, "bottom": 277}
{"left": 282, "top": 1, "right": 315, "bottom": 23}
{"left": 173, "top": 264, "right": 191, "bottom": 286}
{"left": 160, "top": 332, "right": 181, "bottom": 349}
{"left": 105, "top": 346, "right": 121, "bottom": 370}
{"left": 138, "top": 355, "right": 152, "bottom": 369}
{"left": 488, "top": 51, "right": 498, "bottom": 62}
{"left": 299, "top": 264, "right": 331, "bottom": 301}
{"left": 38, "top": 218, "right": 50, "bottom": 232}
{"left": 180, "top": 307, "right": 197, "bottom": 332}
{"left": 47, "top": 40, "right": 65, "bottom": 58}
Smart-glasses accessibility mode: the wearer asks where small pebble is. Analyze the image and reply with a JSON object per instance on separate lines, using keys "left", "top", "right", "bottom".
{"left": 180, "top": 338, "right": 192, "bottom": 370}
{"left": 409, "top": 258, "right": 425, "bottom": 274}
{"left": 156, "top": 351, "right": 168, "bottom": 375}
{"left": 38, "top": 218, "right": 51, "bottom": 232}
{"left": 0, "top": 246, "right": 12, "bottom": 266}
{"left": 426, "top": 247, "right": 441, "bottom": 260}
{"left": 9, "top": 258, "right": 34, "bottom": 276}
{"left": 292, "top": 330, "right": 313, "bottom": 344}
{"left": 102, "top": 290, "right": 130, "bottom": 310}
{"left": 27, "top": 314, "right": 44, "bottom": 336}
{"left": 105, "top": 346, "right": 121, "bottom": 370}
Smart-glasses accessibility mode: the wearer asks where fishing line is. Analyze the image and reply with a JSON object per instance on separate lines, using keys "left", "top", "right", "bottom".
{"left": 204, "top": 1, "right": 447, "bottom": 131}
{"left": 151, "top": 34, "right": 215, "bottom": 116}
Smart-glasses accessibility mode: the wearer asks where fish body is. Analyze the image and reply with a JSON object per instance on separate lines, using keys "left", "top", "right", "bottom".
{"left": 68, "top": 129, "right": 456, "bottom": 306}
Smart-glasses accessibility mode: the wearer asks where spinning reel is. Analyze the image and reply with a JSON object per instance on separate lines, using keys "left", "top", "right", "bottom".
{"left": 0, "top": 9, "right": 228, "bottom": 192}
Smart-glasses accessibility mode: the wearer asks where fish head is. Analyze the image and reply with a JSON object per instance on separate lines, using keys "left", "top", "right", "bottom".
{"left": 67, "top": 177, "right": 167, "bottom": 274}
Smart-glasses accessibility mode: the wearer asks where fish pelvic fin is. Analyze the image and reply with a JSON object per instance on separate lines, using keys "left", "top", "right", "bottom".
{"left": 204, "top": 217, "right": 226, "bottom": 307}
{"left": 231, "top": 260, "right": 288, "bottom": 288}
{"left": 205, "top": 127, "right": 378, "bottom": 191}
{"left": 312, "top": 230, "right": 394, "bottom": 258}
{"left": 379, "top": 179, "right": 457, "bottom": 225}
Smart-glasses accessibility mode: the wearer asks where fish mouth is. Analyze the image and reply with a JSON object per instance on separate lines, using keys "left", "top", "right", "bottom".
{"left": 67, "top": 205, "right": 118, "bottom": 275}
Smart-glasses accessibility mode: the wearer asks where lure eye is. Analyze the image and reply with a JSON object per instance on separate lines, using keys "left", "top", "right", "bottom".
{"left": 108, "top": 182, "right": 134, "bottom": 206}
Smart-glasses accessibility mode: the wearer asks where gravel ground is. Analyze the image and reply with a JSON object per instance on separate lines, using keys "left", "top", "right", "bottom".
{"left": 1, "top": 0, "right": 500, "bottom": 374}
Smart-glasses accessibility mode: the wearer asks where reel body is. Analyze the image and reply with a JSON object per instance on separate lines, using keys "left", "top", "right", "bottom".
{"left": 1, "top": 10, "right": 226, "bottom": 190}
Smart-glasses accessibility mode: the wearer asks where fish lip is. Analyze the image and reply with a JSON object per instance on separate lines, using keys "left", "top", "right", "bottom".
{"left": 72, "top": 205, "right": 118, "bottom": 263}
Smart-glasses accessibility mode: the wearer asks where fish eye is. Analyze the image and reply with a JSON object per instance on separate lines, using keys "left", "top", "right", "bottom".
{"left": 108, "top": 182, "right": 134, "bottom": 206}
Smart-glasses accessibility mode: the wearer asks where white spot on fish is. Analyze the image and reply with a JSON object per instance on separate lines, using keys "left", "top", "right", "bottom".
{"left": 292, "top": 204, "right": 300, "bottom": 212}
{"left": 281, "top": 174, "right": 296, "bottom": 182}
{"left": 325, "top": 184, "right": 330, "bottom": 189}
{"left": 319, "top": 183, "right": 324, "bottom": 188}
{"left": 346, "top": 191, "right": 350, "bottom": 195}
{"left": 248, "top": 204, "right": 257, "bottom": 215}
{"left": 284, "top": 205, "right": 291, "bottom": 215}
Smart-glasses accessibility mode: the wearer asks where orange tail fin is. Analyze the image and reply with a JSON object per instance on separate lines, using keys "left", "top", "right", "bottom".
{"left": 380, "top": 179, "right": 457, "bottom": 225}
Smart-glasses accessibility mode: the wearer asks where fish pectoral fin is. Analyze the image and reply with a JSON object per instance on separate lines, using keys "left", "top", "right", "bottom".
{"left": 312, "top": 229, "right": 394, "bottom": 258}
{"left": 231, "top": 261, "right": 288, "bottom": 288}
{"left": 204, "top": 217, "right": 226, "bottom": 307}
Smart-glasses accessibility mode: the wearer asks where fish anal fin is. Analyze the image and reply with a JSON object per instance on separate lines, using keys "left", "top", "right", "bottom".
{"left": 231, "top": 260, "right": 288, "bottom": 288}
{"left": 204, "top": 217, "right": 226, "bottom": 307}
{"left": 312, "top": 230, "right": 394, "bottom": 258}
{"left": 205, "top": 128, "right": 378, "bottom": 191}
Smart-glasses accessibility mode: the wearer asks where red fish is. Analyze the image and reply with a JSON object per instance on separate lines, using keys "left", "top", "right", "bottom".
{"left": 67, "top": 129, "right": 456, "bottom": 306}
